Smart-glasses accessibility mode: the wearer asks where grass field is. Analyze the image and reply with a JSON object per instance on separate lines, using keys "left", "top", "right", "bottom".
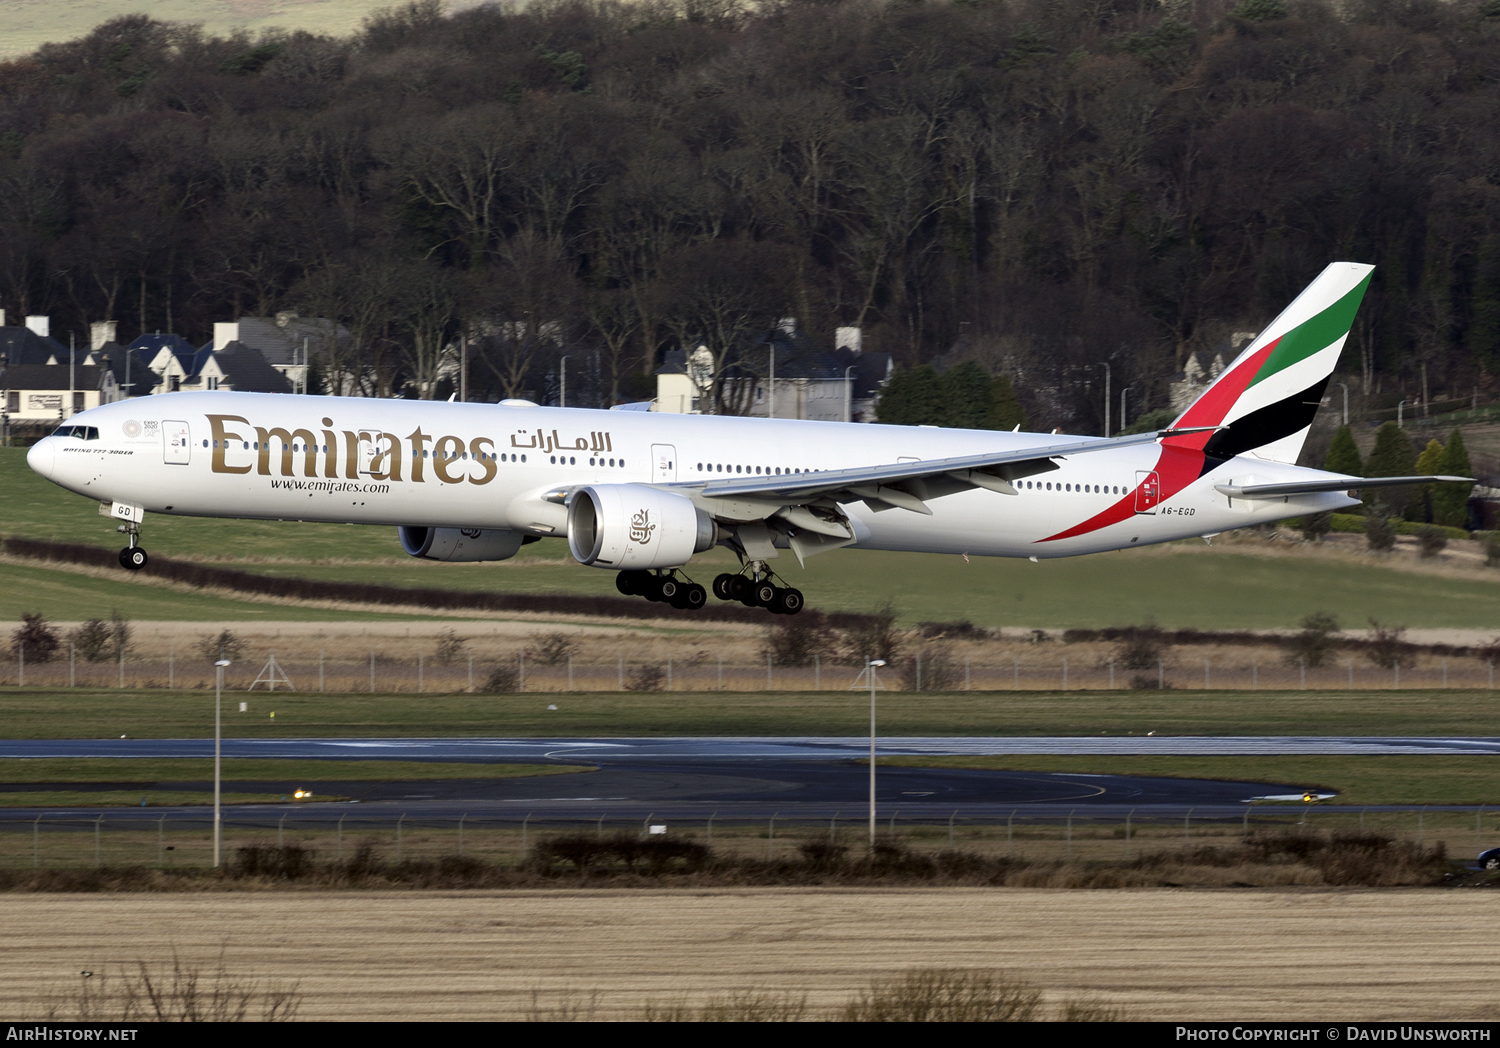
{"left": 884, "top": 755, "right": 1500, "bottom": 806}
{"left": 11, "top": 446, "right": 1500, "bottom": 629}
{"left": 3, "top": 685, "right": 1499, "bottom": 738}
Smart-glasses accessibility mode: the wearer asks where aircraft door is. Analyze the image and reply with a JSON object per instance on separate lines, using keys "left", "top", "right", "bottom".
{"left": 651, "top": 444, "right": 677, "bottom": 482}
{"left": 1134, "top": 470, "right": 1160, "bottom": 514}
{"left": 359, "top": 426, "right": 381, "bottom": 475}
{"left": 163, "top": 420, "right": 190, "bottom": 465}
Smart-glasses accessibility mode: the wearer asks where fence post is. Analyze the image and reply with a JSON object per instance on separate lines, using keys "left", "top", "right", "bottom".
{"left": 1395, "top": 660, "right": 1400, "bottom": 689}
{"left": 830, "top": 812, "right": 839, "bottom": 844}
{"left": 18, "top": 642, "right": 23, "bottom": 687}
{"left": 119, "top": 648, "right": 124, "bottom": 689}
{"left": 1252, "top": 661, "right": 1257, "bottom": 690}
{"left": 1204, "top": 658, "right": 1210, "bottom": 689}
{"left": 1109, "top": 659, "right": 1114, "bottom": 690}
{"left": 167, "top": 646, "right": 173, "bottom": 690}
{"left": 94, "top": 815, "right": 102, "bottom": 867}
{"left": 717, "top": 656, "right": 722, "bottom": 692}
{"left": 917, "top": 654, "right": 923, "bottom": 692}
{"left": 949, "top": 810, "right": 957, "bottom": 845}
{"left": 667, "top": 658, "right": 672, "bottom": 692}
{"left": 33, "top": 814, "right": 40, "bottom": 868}
{"left": 708, "top": 812, "right": 715, "bottom": 846}
{"left": 1158, "top": 658, "right": 1163, "bottom": 689}
{"left": 522, "top": 812, "right": 530, "bottom": 852}
{"left": 338, "top": 813, "right": 346, "bottom": 859}
{"left": 70, "top": 645, "right": 75, "bottom": 688}
{"left": 518, "top": 652, "right": 525, "bottom": 693}
{"left": 1013, "top": 657, "right": 1018, "bottom": 690}
{"left": 468, "top": 654, "right": 473, "bottom": 692}
{"left": 1060, "top": 656, "right": 1065, "bottom": 691}
{"left": 597, "top": 813, "right": 605, "bottom": 839}
{"left": 370, "top": 651, "right": 375, "bottom": 693}
{"left": 1066, "top": 809, "right": 1073, "bottom": 857}
{"left": 1490, "top": 660, "right": 1494, "bottom": 690}
{"left": 816, "top": 655, "right": 821, "bottom": 691}
{"left": 1007, "top": 809, "right": 1015, "bottom": 855}
{"left": 320, "top": 651, "right": 325, "bottom": 693}
{"left": 459, "top": 813, "right": 466, "bottom": 855}
{"left": 618, "top": 656, "right": 624, "bottom": 691}
{"left": 1418, "top": 805, "right": 1425, "bottom": 845}
{"left": 1126, "top": 808, "right": 1134, "bottom": 857}
{"left": 568, "top": 655, "right": 573, "bottom": 692}
{"left": 158, "top": 814, "right": 165, "bottom": 866}
{"left": 397, "top": 813, "right": 405, "bottom": 859}
{"left": 418, "top": 654, "right": 424, "bottom": 693}
{"left": 1299, "top": 658, "right": 1305, "bottom": 689}
{"left": 766, "top": 654, "right": 773, "bottom": 690}
{"left": 278, "top": 812, "right": 287, "bottom": 849}
{"left": 964, "top": 657, "right": 970, "bottom": 691}
{"left": 767, "top": 813, "right": 776, "bottom": 859}
{"left": 1442, "top": 659, "right": 1448, "bottom": 688}
{"left": 1185, "top": 807, "right": 1193, "bottom": 842}
{"left": 1348, "top": 660, "right": 1354, "bottom": 688}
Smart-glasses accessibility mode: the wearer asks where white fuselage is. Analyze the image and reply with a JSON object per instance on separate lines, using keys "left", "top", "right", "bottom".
{"left": 26, "top": 392, "right": 1354, "bottom": 562}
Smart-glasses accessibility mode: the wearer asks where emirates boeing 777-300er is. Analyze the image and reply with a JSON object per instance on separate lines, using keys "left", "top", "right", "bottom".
{"left": 25, "top": 262, "right": 1467, "bottom": 615}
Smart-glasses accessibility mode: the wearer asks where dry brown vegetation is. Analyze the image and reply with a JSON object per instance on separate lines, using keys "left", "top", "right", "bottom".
{"left": 8, "top": 887, "right": 1500, "bottom": 1021}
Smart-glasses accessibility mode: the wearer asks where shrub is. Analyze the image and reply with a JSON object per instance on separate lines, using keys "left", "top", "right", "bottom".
{"left": 899, "top": 643, "right": 960, "bottom": 691}
{"left": 1114, "top": 622, "right": 1165, "bottom": 669}
{"left": 1365, "top": 515, "right": 1396, "bottom": 552}
{"left": 1416, "top": 524, "right": 1447, "bottom": 558}
{"left": 1365, "top": 619, "right": 1408, "bottom": 669}
{"left": 763, "top": 613, "right": 837, "bottom": 666}
{"left": 1282, "top": 611, "right": 1340, "bottom": 668}
{"left": 526, "top": 631, "right": 576, "bottom": 665}
{"left": 197, "top": 629, "right": 246, "bottom": 664}
{"left": 434, "top": 629, "right": 465, "bottom": 665}
{"left": 1299, "top": 512, "right": 1332, "bottom": 542}
{"left": 841, "top": 600, "right": 901, "bottom": 664}
{"left": 233, "top": 845, "right": 314, "bottom": 880}
{"left": 625, "top": 663, "right": 666, "bottom": 691}
{"left": 69, "top": 619, "right": 112, "bottom": 662}
{"left": 107, "top": 609, "right": 131, "bottom": 662}
{"left": 43, "top": 955, "right": 301, "bottom": 1022}
{"left": 915, "top": 620, "right": 987, "bottom": 640}
{"left": 840, "top": 968, "right": 1042, "bottom": 1022}
{"left": 12, "top": 613, "right": 59, "bottom": 662}
{"left": 481, "top": 666, "right": 519, "bottom": 693}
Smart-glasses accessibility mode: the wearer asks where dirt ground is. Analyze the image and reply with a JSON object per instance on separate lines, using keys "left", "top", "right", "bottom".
{"left": 5, "top": 888, "right": 1500, "bottom": 1021}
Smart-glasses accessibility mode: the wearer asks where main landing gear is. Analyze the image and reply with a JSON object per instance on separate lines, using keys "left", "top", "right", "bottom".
{"left": 117, "top": 522, "right": 147, "bottom": 571}
{"left": 615, "top": 569, "right": 708, "bottom": 610}
{"left": 712, "top": 567, "right": 804, "bottom": 616}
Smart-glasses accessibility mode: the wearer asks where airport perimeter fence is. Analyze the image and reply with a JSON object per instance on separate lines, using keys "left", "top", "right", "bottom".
{"left": 6, "top": 650, "right": 1500, "bottom": 693}
{"left": 1, "top": 806, "right": 1494, "bottom": 870}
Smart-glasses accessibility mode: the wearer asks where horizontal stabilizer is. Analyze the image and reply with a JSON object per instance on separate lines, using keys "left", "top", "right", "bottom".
{"left": 1214, "top": 475, "right": 1472, "bottom": 500}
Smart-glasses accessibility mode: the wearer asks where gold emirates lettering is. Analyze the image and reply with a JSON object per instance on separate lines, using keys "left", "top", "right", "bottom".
{"left": 206, "top": 414, "right": 495, "bottom": 486}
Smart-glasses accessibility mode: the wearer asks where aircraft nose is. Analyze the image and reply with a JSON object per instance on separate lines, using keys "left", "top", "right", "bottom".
{"left": 26, "top": 438, "right": 54, "bottom": 479}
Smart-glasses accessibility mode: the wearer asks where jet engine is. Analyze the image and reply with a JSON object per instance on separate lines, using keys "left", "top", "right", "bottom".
{"left": 398, "top": 526, "right": 529, "bottom": 562}
{"left": 567, "top": 484, "right": 715, "bottom": 570}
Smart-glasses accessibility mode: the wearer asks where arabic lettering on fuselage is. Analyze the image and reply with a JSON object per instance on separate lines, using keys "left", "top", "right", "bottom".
{"left": 203, "top": 414, "right": 613, "bottom": 487}
{"left": 509, "top": 429, "right": 613, "bottom": 455}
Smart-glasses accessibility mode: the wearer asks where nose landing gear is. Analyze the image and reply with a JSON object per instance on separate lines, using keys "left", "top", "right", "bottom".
{"left": 712, "top": 565, "right": 804, "bottom": 615}
{"left": 116, "top": 523, "right": 147, "bottom": 571}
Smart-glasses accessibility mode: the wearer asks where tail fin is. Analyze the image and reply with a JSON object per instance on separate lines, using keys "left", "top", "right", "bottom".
{"left": 1165, "top": 262, "right": 1374, "bottom": 464}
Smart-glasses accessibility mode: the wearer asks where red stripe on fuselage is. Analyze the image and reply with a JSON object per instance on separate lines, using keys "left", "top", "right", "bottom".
{"left": 1037, "top": 338, "right": 1279, "bottom": 543}
{"left": 1039, "top": 442, "right": 1209, "bottom": 543}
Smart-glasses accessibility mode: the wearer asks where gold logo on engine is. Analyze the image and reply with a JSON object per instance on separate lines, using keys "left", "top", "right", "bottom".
{"left": 629, "top": 508, "right": 655, "bottom": 544}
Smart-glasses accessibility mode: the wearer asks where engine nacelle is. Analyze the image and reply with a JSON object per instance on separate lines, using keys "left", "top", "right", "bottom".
{"left": 567, "top": 484, "right": 715, "bottom": 570}
{"left": 398, "top": 526, "right": 528, "bottom": 562}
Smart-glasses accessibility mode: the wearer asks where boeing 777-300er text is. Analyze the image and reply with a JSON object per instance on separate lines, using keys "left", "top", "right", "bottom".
{"left": 25, "top": 262, "right": 1468, "bottom": 615}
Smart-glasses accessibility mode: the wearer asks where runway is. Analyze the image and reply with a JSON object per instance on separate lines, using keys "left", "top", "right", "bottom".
{"left": 4, "top": 734, "right": 1500, "bottom": 761}
{"left": 0, "top": 735, "right": 1489, "bottom": 824}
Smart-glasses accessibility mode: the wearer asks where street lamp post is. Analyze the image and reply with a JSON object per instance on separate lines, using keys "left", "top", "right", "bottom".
{"left": 866, "top": 659, "right": 885, "bottom": 848}
{"left": 214, "top": 659, "right": 230, "bottom": 867}
{"left": 1120, "top": 386, "right": 1133, "bottom": 432}
{"left": 1335, "top": 382, "right": 1348, "bottom": 426}
{"left": 1099, "top": 363, "right": 1111, "bottom": 437}
{"left": 559, "top": 355, "right": 569, "bottom": 408}
{"left": 844, "top": 366, "right": 856, "bottom": 423}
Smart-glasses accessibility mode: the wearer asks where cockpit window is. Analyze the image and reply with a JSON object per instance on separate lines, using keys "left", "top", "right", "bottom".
{"left": 51, "top": 426, "right": 99, "bottom": 440}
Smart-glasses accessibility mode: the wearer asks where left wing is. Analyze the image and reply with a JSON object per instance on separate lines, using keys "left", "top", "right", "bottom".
{"left": 694, "top": 428, "right": 1210, "bottom": 514}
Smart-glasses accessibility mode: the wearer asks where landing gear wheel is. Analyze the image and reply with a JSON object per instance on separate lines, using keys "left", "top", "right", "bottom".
{"left": 658, "top": 577, "right": 683, "bottom": 604}
{"left": 642, "top": 574, "right": 667, "bottom": 602}
{"left": 119, "top": 547, "right": 147, "bottom": 571}
{"left": 679, "top": 583, "right": 707, "bottom": 610}
{"left": 616, "top": 570, "right": 650, "bottom": 596}
{"left": 750, "top": 580, "right": 777, "bottom": 607}
{"left": 712, "top": 573, "right": 736, "bottom": 601}
{"left": 728, "top": 575, "right": 752, "bottom": 602}
{"left": 771, "top": 587, "right": 804, "bottom": 615}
